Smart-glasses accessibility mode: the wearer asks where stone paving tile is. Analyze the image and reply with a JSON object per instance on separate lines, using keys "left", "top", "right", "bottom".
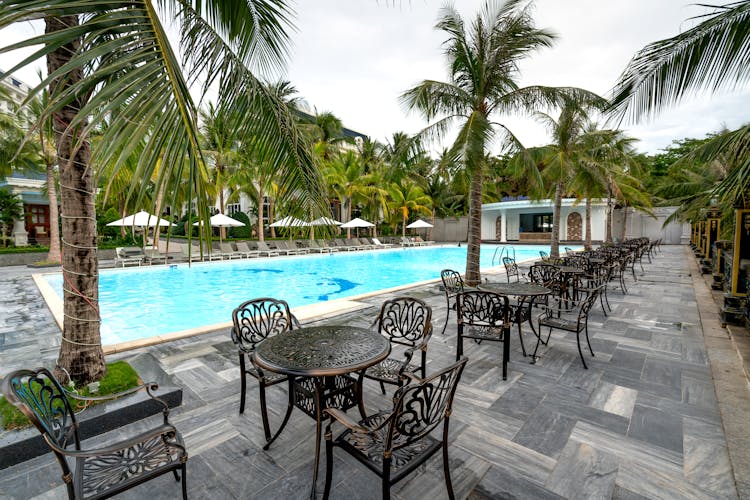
{"left": 0, "top": 246, "right": 743, "bottom": 499}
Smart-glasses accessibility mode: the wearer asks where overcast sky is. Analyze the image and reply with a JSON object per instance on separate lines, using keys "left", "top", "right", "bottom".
{"left": 3, "top": 0, "right": 749, "bottom": 155}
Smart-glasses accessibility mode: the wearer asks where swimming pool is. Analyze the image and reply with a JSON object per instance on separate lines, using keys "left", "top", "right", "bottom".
{"left": 39, "top": 244, "right": 566, "bottom": 346}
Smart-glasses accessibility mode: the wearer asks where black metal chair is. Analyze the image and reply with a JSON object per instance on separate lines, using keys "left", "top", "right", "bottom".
{"left": 2, "top": 368, "right": 188, "bottom": 499}
{"left": 534, "top": 286, "right": 602, "bottom": 369}
{"left": 439, "top": 269, "right": 466, "bottom": 335}
{"left": 529, "top": 263, "right": 564, "bottom": 297}
{"left": 364, "top": 297, "right": 433, "bottom": 394}
{"left": 456, "top": 290, "right": 512, "bottom": 379}
{"left": 502, "top": 256, "right": 520, "bottom": 283}
{"left": 323, "top": 358, "right": 468, "bottom": 500}
{"left": 231, "top": 297, "right": 299, "bottom": 445}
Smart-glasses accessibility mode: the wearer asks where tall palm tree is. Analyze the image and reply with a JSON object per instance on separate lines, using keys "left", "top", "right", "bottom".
{"left": 610, "top": 1, "right": 750, "bottom": 206}
{"left": 322, "top": 150, "right": 372, "bottom": 238}
{"left": 1, "top": 1, "right": 321, "bottom": 384}
{"left": 402, "top": 0, "right": 599, "bottom": 284}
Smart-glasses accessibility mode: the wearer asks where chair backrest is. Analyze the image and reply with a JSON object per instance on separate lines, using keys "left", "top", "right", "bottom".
{"left": 528, "top": 264, "right": 562, "bottom": 289}
{"left": 374, "top": 297, "right": 432, "bottom": 348}
{"left": 387, "top": 358, "right": 467, "bottom": 451}
{"left": 231, "top": 298, "right": 296, "bottom": 353}
{"left": 456, "top": 291, "right": 510, "bottom": 327}
{"left": 220, "top": 242, "right": 235, "bottom": 253}
{"left": 372, "top": 237, "right": 383, "bottom": 245}
{"left": 2, "top": 368, "right": 81, "bottom": 460}
{"left": 440, "top": 269, "right": 464, "bottom": 297}
{"left": 502, "top": 256, "right": 519, "bottom": 283}
{"left": 235, "top": 241, "right": 252, "bottom": 252}
{"left": 256, "top": 240, "right": 272, "bottom": 251}
{"left": 539, "top": 250, "right": 549, "bottom": 259}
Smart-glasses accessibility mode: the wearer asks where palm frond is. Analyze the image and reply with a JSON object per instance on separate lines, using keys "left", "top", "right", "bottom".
{"left": 609, "top": 1, "right": 750, "bottom": 122}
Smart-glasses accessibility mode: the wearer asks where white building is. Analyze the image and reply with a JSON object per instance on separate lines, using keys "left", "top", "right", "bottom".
{"left": 482, "top": 197, "right": 608, "bottom": 242}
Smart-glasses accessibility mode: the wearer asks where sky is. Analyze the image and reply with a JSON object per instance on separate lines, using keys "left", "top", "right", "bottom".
{"left": 2, "top": 0, "right": 749, "bottom": 156}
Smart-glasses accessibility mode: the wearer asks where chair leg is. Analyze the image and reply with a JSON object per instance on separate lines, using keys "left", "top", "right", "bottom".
{"left": 258, "top": 384, "right": 273, "bottom": 443}
{"left": 382, "top": 457, "right": 392, "bottom": 500}
{"left": 585, "top": 323, "right": 595, "bottom": 357}
{"left": 264, "top": 379, "right": 295, "bottom": 450}
{"left": 441, "top": 305, "right": 451, "bottom": 335}
{"left": 576, "top": 330, "right": 588, "bottom": 369}
{"left": 442, "top": 440, "right": 456, "bottom": 500}
{"left": 530, "top": 325, "right": 543, "bottom": 363}
{"left": 379, "top": 381, "right": 386, "bottom": 395}
{"left": 517, "top": 321, "right": 526, "bottom": 357}
{"left": 180, "top": 463, "right": 188, "bottom": 500}
{"left": 239, "top": 358, "right": 247, "bottom": 415}
{"left": 322, "top": 431, "right": 334, "bottom": 500}
{"left": 456, "top": 335, "right": 463, "bottom": 361}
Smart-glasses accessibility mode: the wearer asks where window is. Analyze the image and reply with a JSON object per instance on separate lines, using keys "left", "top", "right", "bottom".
{"left": 227, "top": 203, "right": 241, "bottom": 215}
{"left": 533, "top": 214, "right": 553, "bottom": 232}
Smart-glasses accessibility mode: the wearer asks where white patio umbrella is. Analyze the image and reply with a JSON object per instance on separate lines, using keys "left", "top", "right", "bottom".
{"left": 340, "top": 217, "right": 375, "bottom": 237}
{"left": 107, "top": 210, "right": 174, "bottom": 227}
{"left": 269, "top": 215, "right": 308, "bottom": 227}
{"left": 193, "top": 213, "right": 245, "bottom": 243}
{"left": 107, "top": 210, "right": 174, "bottom": 247}
{"left": 405, "top": 219, "right": 434, "bottom": 229}
{"left": 308, "top": 216, "right": 342, "bottom": 240}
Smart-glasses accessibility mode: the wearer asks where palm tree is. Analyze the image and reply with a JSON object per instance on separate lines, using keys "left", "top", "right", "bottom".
{"left": 402, "top": 0, "right": 599, "bottom": 284}
{"left": 610, "top": 1, "right": 750, "bottom": 206}
{"left": 322, "top": 150, "right": 372, "bottom": 238}
{"left": 1, "top": 1, "right": 321, "bottom": 384}
{"left": 386, "top": 180, "right": 432, "bottom": 237}
{"left": 0, "top": 189, "right": 23, "bottom": 247}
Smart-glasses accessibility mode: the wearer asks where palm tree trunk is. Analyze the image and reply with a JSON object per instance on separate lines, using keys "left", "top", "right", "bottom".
{"left": 605, "top": 186, "right": 613, "bottom": 243}
{"left": 47, "top": 15, "right": 105, "bottom": 385}
{"left": 551, "top": 181, "right": 563, "bottom": 258}
{"left": 620, "top": 202, "right": 629, "bottom": 242}
{"left": 45, "top": 159, "right": 61, "bottom": 263}
{"left": 465, "top": 167, "right": 482, "bottom": 285}
{"left": 269, "top": 197, "right": 276, "bottom": 238}
{"left": 256, "top": 190, "right": 264, "bottom": 242}
{"left": 584, "top": 197, "right": 592, "bottom": 250}
{"left": 402, "top": 211, "right": 407, "bottom": 237}
{"left": 345, "top": 198, "right": 352, "bottom": 239}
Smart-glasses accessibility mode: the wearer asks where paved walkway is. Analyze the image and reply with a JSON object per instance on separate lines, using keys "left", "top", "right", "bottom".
{"left": 0, "top": 245, "right": 748, "bottom": 499}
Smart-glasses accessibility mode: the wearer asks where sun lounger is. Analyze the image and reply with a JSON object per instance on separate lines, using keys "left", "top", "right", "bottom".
{"left": 357, "top": 238, "right": 376, "bottom": 250}
{"left": 414, "top": 236, "right": 434, "bottom": 246}
{"left": 306, "top": 240, "right": 331, "bottom": 253}
{"left": 255, "top": 240, "right": 280, "bottom": 257}
{"left": 400, "top": 237, "right": 417, "bottom": 247}
{"left": 180, "top": 244, "right": 203, "bottom": 262}
{"left": 234, "top": 241, "right": 261, "bottom": 258}
{"left": 143, "top": 247, "right": 169, "bottom": 265}
{"left": 333, "top": 239, "right": 357, "bottom": 251}
{"left": 316, "top": 239, "right": 340, "bottom": 252}
{"left": 371, "top": 237, "right": 394, "bottom": 249}
{"left": 115, "top": 247, "right": 144, "bottom": 267}
{"left": 220, "top": 242, "right": 244, "bottom": 259}
{"left": 345, "top": 238, "right": 367, "bottom": 250}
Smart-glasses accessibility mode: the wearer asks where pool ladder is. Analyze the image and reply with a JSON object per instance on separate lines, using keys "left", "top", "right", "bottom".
{"left": 491, "top": 245, "right": 516, "bottom": 267}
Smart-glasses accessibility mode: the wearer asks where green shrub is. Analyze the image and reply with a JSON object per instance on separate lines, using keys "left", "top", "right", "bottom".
{"left": 228, "top": 212, "right": 252, "bottom": 239}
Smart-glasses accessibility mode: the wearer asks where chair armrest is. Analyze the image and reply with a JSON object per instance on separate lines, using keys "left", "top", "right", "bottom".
{"left": 324, "top": 408, "right": 370, "bottom": 434}
{"left": 43, "top": 423, "right": 184, "bottom": 459}
{"left": 67, "top": 382, "right": 170, "bottom": 419}
{"left": 395, "top": 346, "right": 418, "bottom": 377}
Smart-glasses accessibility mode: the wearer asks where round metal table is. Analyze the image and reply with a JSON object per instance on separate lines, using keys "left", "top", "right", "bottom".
{"left": 254, "top": 325, "right": 390, "bottom": 499}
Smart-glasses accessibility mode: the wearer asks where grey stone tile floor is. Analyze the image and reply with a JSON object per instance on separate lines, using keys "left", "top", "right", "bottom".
{"left": 0, "top": 245, "right": 744, "bottom": 499}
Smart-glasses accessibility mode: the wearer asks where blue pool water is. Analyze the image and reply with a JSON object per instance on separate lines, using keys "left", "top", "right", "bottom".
{"left": 42, "top": 244, "right": 565, "bottom": 344}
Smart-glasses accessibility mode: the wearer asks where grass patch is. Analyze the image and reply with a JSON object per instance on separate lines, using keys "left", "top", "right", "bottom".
{"left": 0, "top": 361, "right": 141, "bottom": 430}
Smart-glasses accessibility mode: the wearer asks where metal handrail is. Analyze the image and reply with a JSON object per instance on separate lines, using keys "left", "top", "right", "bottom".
{"left": 491, "top": 245, "right": 516, "bottom": 266}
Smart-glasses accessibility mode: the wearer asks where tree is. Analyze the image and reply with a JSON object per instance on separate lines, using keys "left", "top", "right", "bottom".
{"left": 386, "top": 181, "right": 432, "bottom": 237}
{"left": 402, "top": 0, "right": 598, "bottom": 284}
{"left": 610, "top": 1, "right": 750, "bottom": 206}
{"left": 1, "top": 1, "right": 322, "bottom": 384}
{"left": 0, "top": 188, "right": 22, "bottom": 246}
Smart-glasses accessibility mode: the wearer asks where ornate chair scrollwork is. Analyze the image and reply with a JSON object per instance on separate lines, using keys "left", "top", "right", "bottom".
{"left": 502, "top": 256, "right": 520, "bottom": 283}
{"left": 456, "top": 290, "right": 512, "bottom": 379}
{"left": 364, "top": 297, "right": 432, "bottom": 394}
{"left": 439, "top": 269, "right": 466, "bottom": 335}
{"left": 2, "top": 368, "right": 188, "bottom": 499}
{"left": 322, "top": 358, "right": 468, "bottom": 500}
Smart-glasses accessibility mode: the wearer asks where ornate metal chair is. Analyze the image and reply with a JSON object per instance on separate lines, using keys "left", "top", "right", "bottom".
{"left": 231, "top": 297, "right": 299, "bottom": 444}
{"left": 456, "top": 290, "right": 512, "bottom": 379}
{"left": 534, "top": 286, "right": 602, "bottom": 369}
{"left": 364, "top": 297, "right": 432, "bottom": 394}
{"left": 2, "top": 368, "right": 188, "bottom": 499}
{"left": 231, "top": 297, "right": 358, "bottom": 449}
{"left": 439, "top": 269, "right": 466, "bottom": 335}
{"left": 322, "top": 358, "right": 468, "bottom": 500}
{"left": 529, "top": 263, "right": 564, "bottom": 297}
{"left": 502, "top": 256, "right": 520, "bottom": 283}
